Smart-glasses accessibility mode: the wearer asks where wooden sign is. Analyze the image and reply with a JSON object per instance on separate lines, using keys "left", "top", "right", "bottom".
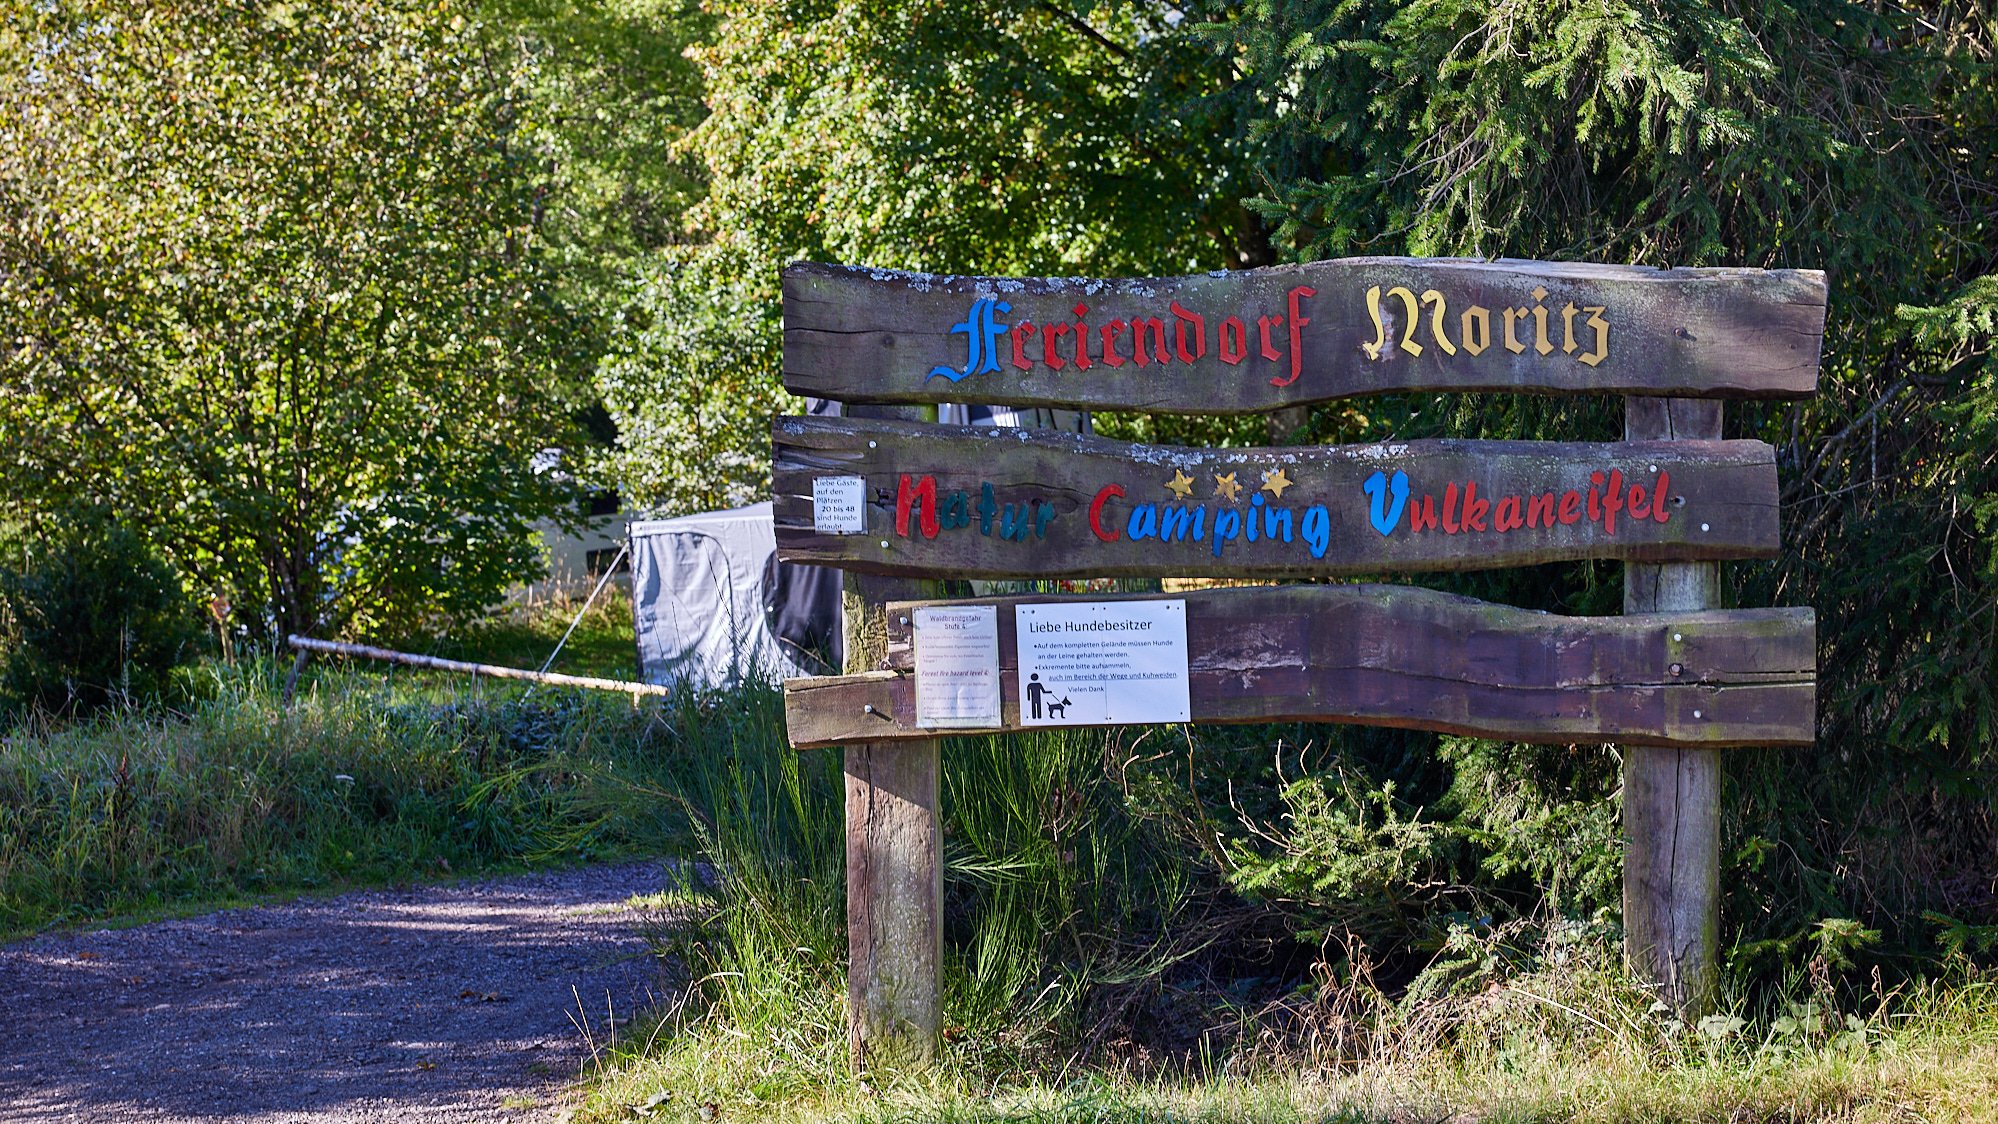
{"left": 782, "top": 586, "right": 1816, "bottom": 750}
{"left": 783, "top": 258, "right": 1827, "bottom": 413}
{"left": 773, "top": 415, "right": 1781, "bottom": 580}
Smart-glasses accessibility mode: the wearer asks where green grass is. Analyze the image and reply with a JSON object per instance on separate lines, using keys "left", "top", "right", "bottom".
{"left": 580, "top": 929, "right": 1998, "bottom": 1123}
{"left": 563, "top": 687, "right": 1998, "bottom": 1123}
{"left": 0, "top": 588, "right": 684, "bottom": 937}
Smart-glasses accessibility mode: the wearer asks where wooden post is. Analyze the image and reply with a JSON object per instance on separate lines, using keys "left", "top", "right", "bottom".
{"left": 836, "top": 396, "right": 944, "bottom": 1072}
{"left": 1623, "top": 396, "right": 1723, "bottom": 1018}
{"left": 281, "top": 648, "right": 311, "bottom": 706}
{"left": 841, "top": 571, "right": 942, "bottom": 1070}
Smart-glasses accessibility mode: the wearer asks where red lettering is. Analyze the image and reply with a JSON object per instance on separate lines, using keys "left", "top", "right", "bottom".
{"left": 1558, "top": 490, "right": 1582, "bottom": 525}
{"left": 1462, "top": 480, "right": 1490, "bottom": 532}
{"left": 1258, "top": 314, "right": 1284, "bottom": 361}
{"left": 1011, "top": 321, "right": 1038, "bottom": 371}
{"left": 1527, "top": 491, "right": 1555, "bottom": 529}
{"left": 1071, "top": 304, "right": 1093, "bottom": 370}
{"left": 1274, "top": 285, "right": 1316, "bottom": 387}
{"left": 1170, "top": 301, "right": 1207, "bottom": 364}
{"left": 1588, "top": 472, "right": 1605, "bottom": 523}
{"left": 1042, "top": 323, "right": 1069, "bottom": 371}
{"left": 1601, "top": 469, "right": 1625, "bottom": 534}
{"left": 1219, "top": 316, "right": 1248, "bottom": 364}
{"left": 1627, "top": 483, "right": 1649, "bottom": 522}
{"left": 1088, "top": 484, "right": 1124, "bottom": 542}
{"left": 1409, "top": 495, "right": 1438, "bottom": 533}
{"left": 895, "top": 474, "right": 939, "bottom": 539}
{"left": 1442, "top": 483, "right": 1461, "bottom": 534}
{"left": 1132, "top": 317, "right": 1169, "bottom": 367}
{"left": 1652, "top": 471, "right": 1672, "bottom": 522}
{"left": 1100, "top": 320, "right": 1128, "bottom": 367}
{"left": 1495, "top": 495, "right": 1523, "bottom": 533}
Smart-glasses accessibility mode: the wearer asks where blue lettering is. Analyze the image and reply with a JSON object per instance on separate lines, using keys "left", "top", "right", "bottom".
{"left": 1302, "top": 505, "right": 1330, "bottom": 559}
{"left": 928, "top": 297, "right": 1011, "bottom": 382}
{"left": 1265, "top": 505, "right": 1293, "bottom": 543}
{"left": 1211, "top": 509, "right": 1242, "bottom": 557}
{"left": 1363, "top": 469, "right": 1410, "bottom": 538}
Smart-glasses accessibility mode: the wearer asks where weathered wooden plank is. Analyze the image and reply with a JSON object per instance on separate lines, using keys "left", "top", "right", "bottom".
{"left": 783, "top": 259, "right": 1827, "bottom": 413}
{"left": 773, "top": 415, "right": 1782, "bottom": 580}
{"left": 1623, "top": 396, "right": 1732, "bottom": 1019}
{"left": 782, "top": 585, "right": 1817, "bottom": 749}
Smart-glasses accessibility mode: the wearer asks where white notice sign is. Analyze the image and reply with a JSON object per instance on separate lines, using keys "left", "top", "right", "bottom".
{"left": 913, "top": 605, "right": 1001, "bottom": 728}
{"left": 812, "top": 475, "right": 867, "bottom": 534}
{"left": 1015, "top": 600, "right": 1190, "bottom": 726}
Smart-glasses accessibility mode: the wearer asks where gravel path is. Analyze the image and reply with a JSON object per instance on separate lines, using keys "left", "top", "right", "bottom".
{"left": 0, "top": 862, "right": 670, "bottom": 1123}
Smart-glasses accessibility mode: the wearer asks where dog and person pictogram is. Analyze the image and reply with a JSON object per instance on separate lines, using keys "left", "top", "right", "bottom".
{"left": 1024, "top": 673, "right": 1071, "bottom": 720}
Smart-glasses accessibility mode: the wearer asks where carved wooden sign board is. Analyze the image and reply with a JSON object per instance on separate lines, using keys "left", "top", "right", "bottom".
{"left": 777, "top": 258, "right": 1825, "bottom": 749}
{"left": 774, "top": 417, "right": 1783, "bottom": 581}
{"left": 784, "top": 258, "right": 1827, "bottom": 413}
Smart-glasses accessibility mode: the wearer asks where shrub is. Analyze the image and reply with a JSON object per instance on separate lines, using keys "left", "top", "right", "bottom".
{"left": 0, "top": 519, "right": 202, "bottom": 716}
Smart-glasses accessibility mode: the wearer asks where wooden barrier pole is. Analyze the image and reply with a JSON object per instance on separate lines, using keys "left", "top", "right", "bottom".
{"left": 1623, "top": 397, "right": 1723, "bottom": 1018}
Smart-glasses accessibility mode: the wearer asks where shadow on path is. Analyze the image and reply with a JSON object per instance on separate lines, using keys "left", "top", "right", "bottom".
{"left": 0, "top": 862, "right": 668, "bottom": 1123}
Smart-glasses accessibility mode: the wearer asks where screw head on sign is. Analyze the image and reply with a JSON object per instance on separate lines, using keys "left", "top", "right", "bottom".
{"left": 1693, "top": 709, "right": 1704, "bottom": 719}
{"left": 1673, "top": 633, "right": 1682, "bottom": 642}
{"left": 898, "top": 616, "right": 909, "bottom": 626}
{"left": 868, "top": 441, "right": 877, "bottom": 449}
{"left": 863, "top": 704, "right": 876, "bottom": 714}
{"left": 1670, "top": 663, "right": 1683, "bottom": 676}
{"left": 880, "top": 540, "right": 889, "bottom": 549}
{"left": 1701, "top": 522, "right": 1710, "bottom": 532}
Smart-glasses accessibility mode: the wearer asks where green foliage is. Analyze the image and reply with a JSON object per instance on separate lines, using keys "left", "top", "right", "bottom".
{"left": 592, "top": 248, "right": 789, "bottom": 513}
{"left": 1208, "top": 0, "right": 1998, "bottom": 953}
{"left": 0, "top": 516, "right": 202, "bottom": 717}
{"left": 0, "top": 0, "right": 581, "bottom": 640}
{"left": 484, "top": 0, "right": 712, "bottom": 293}
{"left": 1226, "top": 766, "right": 1464, "bottom": 945}
{"left": 684, "top": 1, "right": 1257, "bottom": 277}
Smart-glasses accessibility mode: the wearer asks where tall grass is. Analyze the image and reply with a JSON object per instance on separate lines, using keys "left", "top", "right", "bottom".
{"left": 578, "top": 706, "right": 1998, "bottom": 1123}
{"left": 0, "top": 656, "right": 688, "bottom": 936}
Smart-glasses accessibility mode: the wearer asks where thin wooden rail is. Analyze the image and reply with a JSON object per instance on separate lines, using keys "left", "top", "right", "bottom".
{"left": 284, "top": 635, "right": 672, "bottom": 698}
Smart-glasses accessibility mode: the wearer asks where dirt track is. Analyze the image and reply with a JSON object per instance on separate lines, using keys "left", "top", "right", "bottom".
{"left": 0, "top": 862, "right": 668, "bottom": 1123}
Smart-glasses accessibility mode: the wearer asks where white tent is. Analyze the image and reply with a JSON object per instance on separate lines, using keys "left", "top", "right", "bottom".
{"left": 628, "top": 502, "right": 839, "bottom": 690}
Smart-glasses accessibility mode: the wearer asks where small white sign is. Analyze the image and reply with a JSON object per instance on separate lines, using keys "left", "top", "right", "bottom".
{"left": 914, "top": 605, "right": 1002, "bottom": 728}
{"left": 812, "top": 475, "right": 867, "bottom": 534}
{"left": 1015, "top": 600, "right": 1190, "bottom": 726}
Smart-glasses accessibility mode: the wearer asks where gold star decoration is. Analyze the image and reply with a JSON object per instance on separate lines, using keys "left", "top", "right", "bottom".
{"left": 1261, "top": 468, "right": 1294, "bottom": 499}
{"left": 1164, "top": 469, "right": 1195, "bottom": 499}
{"left": 1213, "top": 472, "right": 1243, "bottom": 502}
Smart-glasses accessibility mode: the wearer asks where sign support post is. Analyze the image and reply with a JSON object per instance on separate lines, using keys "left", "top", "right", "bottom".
{"left": 1622, "top": 396, "right": 1723, "bottom": 1018}
{"left": 839, "top": 406, "right": 944, "bottom": 1070}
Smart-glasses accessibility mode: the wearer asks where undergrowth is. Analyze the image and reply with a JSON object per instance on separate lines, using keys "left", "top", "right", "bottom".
{"left": 0, "top": 587, "right": 691, "bottom": 936}
{"left": 575, "top": 706, "right": 1998, "bottom": 1123}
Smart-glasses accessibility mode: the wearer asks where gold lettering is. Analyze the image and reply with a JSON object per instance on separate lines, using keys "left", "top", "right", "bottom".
{"left": 1503, "top": 307, "right": 1529, "bottom": 354}
{"left": 1460, "top": 305, "right": 1490, "bottom": 355}
{"left": 1421, "top": 289, "right": 1456, "bottom": 355}
{"left": 1363, "top": 285, "right": 1386, "bottom": 359}
{"left": 1530, "top": 286, "right": 1553, "bottom": 356}
{"left": 1389, "top": 286, "right": 1422, "bottom": 357}
{"left": 1579, "top": 306, "right": 1610, "bottom": 366}
{"left": 1561, "top": 303, "right": 1579, "bottom": 354}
